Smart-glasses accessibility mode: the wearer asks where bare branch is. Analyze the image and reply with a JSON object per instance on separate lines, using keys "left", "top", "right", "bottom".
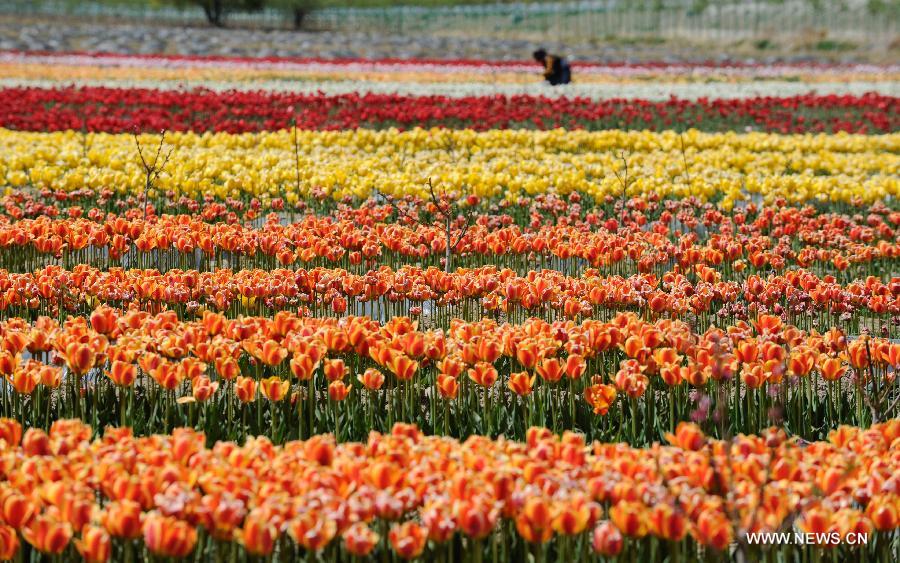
{"left": 133, "top": 129, "right": 174, "bottom": 222}
{"left": 451, "top": 217, "right": 471, "bottom": 252}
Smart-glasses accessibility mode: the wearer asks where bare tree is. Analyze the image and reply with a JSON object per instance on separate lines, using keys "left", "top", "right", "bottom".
{"left": 133, "top": 129, "right": 175, "bottom": 222}
{"left": 425, "top": 179, "right": 472, "bottom": 273}
{"left": 859, "top": 334, "right": 900, "bottom": 423}
{"left": 374, "top": 180, "right": 473, "bottom": 273}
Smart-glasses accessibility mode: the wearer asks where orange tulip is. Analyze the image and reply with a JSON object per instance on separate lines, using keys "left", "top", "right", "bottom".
{"left": 564, "top": 354, "right": 587, "bottom": 380}
{"left": 188, "top": 376, "right": 219, "bottom": 403}
{"left": 788, "top": 348, "right": 816, "bottom": 377}
{"left": 241, "top": 511, "right": 279, "bottom": 556}
{"left": 343, "top": 523, "right": 379, "bottom": 557}
{"left": 535, "top": 357, "right": 565, "bottom": 384}
{"left": 475, "top": 337, "right": 502, "bottom": 363}
{"left": 64, "top": 341, "right": 97, "bottom": 376}
{"left": 508, "top": 371, "right": 535, "bottom": 396}
{"left": 614, "top": 363, "right": 648, "bottom": 398}
{"left": 866, "top": 496, "right": 898, "bottom": 531}
{"left": 753, "top": 314, "right": 783, "bottom": 336}
{"left": 659, "top": 365, "right": 687, "bottom": 387}
{"left": 455, "top": 498, "right": 499, "bottom": 540}
{"left": 289, "top": 353, "right": 317, "bottom": 381}
{"left": 694, "top": 510, "right": 732, "bottom": 551}
{"left": 323, "top": 358, "right": 349, "bottom": 382}
{"left": 149, "top": 363, "right": 183, "bottom": 390}
{"left": 622, "top": 335, "right": 647, "bottom": 359}
{"left": 89, "top": 306, "right": 119, "bottom": 336}
{"left": 584, "top": 383, "right": 617, "bottom": 415}
{"left": 37, "top": 365, "right": 62, "bottom": 389}
{"left": 60, "top": 494, "right": 94, "bottom": 532}
{"left": 101, "top": 500, "right": 143, "bottom": 539}
{"left": 143, "top": 512, "right": 197, "bottom": 558}
{"left": 0, "top": 524, "right": 18, "bottom": 560}
{"left": 439, "top": 356, "right": 465, "bottom": 379}
{"left": 847, "top": 341, "right": 870, "bottom": 370}
{"left": 819, "top": 355, "right": 847, "bottom": 382}
{"left": 609, "top": 502, "right": 648, "bottom": 538}
{"left": 328, "top": 380, "right": 352, "bottom": 401}
{"left": 9, "top": 367, "right": 39, "bottom": 395}
{"left": 437, "top": 374, "right": 459, "bottom": 399}
{"left": 553, "top": 497, "right": 592, "bottom": 536}
{"left": 22, "top": 513, "right": 72, "bottom": 554}
{"left": 1, "top": 490, "right": 36, "bottom": 528}
{"left": 75, "top": 525, "right": 111, "bottom": 563}
{"left": 591, "top": 521, "right": 623, "bottom": 556}
{"left": 0, "top": 418, "right": 22, "bottom": 446}
{"left": 287, "top": 513, "right": 337, "bottom": 552}
{"left": 388, "top": 521, "right": 427, "bottom": 560}
{"left": 214, "top": 356, "right": 241, "bottom": 381}
{"left": 401, "top": 331, "right": 426, "bottom": 358}
{"left": 305, "top": 435, "right": 335, "bottom": 466}
{"left": 197, "top": 492, "right": 246, "bottom": 541}
{"left": 665, "top": 422, "right": 706, "bottom": 451}
{"left": 735, "top": 340, "right": 758, "bottom": 364}
{"left": 0, "top": 351, "right": 17, "bottom": 377}
{"left": 388, "top": 354, "right": 419, "bottom": 381}
{"left": 468, "top": 362, "right": 498, "bottom": 388}
{"left": 740, "top": 363, "right": 767, "bottom": 389}
{"left": 235, "top": 376, "right": 257, "bottom": 403}
{"left": 259, "top": 376, "right": 290, "bottom": 402}
{"left": 796, "top": 505, "right": 831, "bottom": 536}
{"left": 515, "top": 340, "right": 541, "bottom": 370}
{"left": 22, "top": 427, "right": 51, "bottom": 456}
{"left": 422, "top": 502, "right": 455, "bottom": 543}
{"left": 358, "top": 368, "right": 385, "bottom": 390}
{"left": 649, "top": 504, "right": 687, "bottom": 541}
{"left": 515, "top": 497, "right": 555, "bottom": 543}
{"left": 259, "top": 340, "right": 288, "bottom": 367}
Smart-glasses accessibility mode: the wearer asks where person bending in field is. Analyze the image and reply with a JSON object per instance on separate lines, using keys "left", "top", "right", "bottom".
{"left": 533, "top": 48, "right": 571, "bottom": 86}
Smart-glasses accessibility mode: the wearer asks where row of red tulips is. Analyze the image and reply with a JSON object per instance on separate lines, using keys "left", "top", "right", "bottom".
{"left": 0, "top": 418, "right": 896, "bottom": 561}
{"left": 2, "top": 88, "right": 896, "bottom": 133}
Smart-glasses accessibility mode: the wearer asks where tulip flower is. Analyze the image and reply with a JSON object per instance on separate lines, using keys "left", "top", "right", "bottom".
{"left": 22, "top": 513, "right": 72, "bottom": 555}
{"left": 343, "top": 523, "right": 379, "bottom": 557}
{"left": 142, "top": 513, "right": 197, "bottom": 558}
{"left": 591, "top": 521, "right": 623, "bottom": 556}
{"left": 388, "top": 521, "right": 427, "bottom": 560}
{"left": 0, "top": 524, "right": 18, "bottom": 561}
{"left": 75, "top": 525, "right": 111, "bottom": 563}
{"left": 358, "top": 368, "right": 385, "bottom": 390}
{"left": 235, "top": 376, "right": 257, "bottom": 403}
{"left": 259, "top": 377, "right": 290, "bottom": 402}
{"left": 328, "top": 380, "right": 352, "bottom": 402}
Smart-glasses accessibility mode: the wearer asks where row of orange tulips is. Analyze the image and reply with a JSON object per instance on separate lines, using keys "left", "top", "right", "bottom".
{"left": 0, "top": 264, "right": 895, "bottom": 337}
{"left": 0, "top": 198, "right": 896, "bottom": 283}
{"left": 0, "top": 308, "right": 896, "bottom": 444}
{"left": 0, "top": 418, "right": 897, "bottom": 562}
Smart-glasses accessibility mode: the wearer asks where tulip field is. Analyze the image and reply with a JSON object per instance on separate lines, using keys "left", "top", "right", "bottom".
{"left": 0, "top": 49, "right": 897, "bottom": 562}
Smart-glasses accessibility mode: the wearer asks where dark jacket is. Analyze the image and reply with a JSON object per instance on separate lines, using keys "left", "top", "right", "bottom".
{"left": 543, "top": 55, "right": 572, "bottom": 86}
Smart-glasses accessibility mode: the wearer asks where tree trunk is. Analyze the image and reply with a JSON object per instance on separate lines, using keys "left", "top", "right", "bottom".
{"left": 201, "top": 0, "right": 225, "bottom": 27}
{"left": 293, "top": 8, "right": 307, "bottom": 30}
